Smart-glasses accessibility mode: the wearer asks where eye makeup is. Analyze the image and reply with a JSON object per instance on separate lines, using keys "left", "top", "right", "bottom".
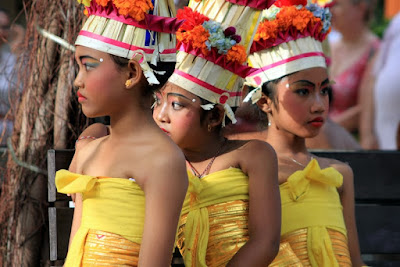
{"left": 166, "top": 93, "right": 197, "bottom": 104}
{"left": 286, "top": 78, "right": 332, "bottom": 90}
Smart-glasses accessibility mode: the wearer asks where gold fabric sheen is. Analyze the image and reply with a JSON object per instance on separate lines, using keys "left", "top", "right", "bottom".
{"left": 55, "top": 170, "right": 145, "bottom": 266}
{"left": 176, "top": 168, "right": 250, "bottom": 267}
{"left": 270, "top": 159, "right": 351, "bottom": 267}
{"left": 82, "top": 229, "right": 140, "bottom": 266}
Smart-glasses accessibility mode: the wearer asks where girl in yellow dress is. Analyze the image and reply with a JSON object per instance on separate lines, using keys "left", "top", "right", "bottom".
{"left": 152, "top": 0, "right": 281, "bottom": 266}
{"left": 55, "top": 0, "right": 188, "bottom": 266}
{"left": 243, "top": 0, "right": 366, "bottom": 266}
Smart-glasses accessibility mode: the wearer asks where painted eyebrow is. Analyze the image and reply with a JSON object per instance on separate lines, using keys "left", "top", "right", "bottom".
{"left": 78, "top": 55, "right": 100, "bottom": 62}
{"left": 166, "top": 92, "right": 194, "bottom": 101}
{"left": 291, "top": 78, "right": 331, "bottom": 87}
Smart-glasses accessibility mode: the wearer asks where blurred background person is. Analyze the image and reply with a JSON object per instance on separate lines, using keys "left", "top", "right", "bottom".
{"left": 359, "top": 12, "right": 400, "bottom": 150}
{"left": 0, "top": 8, "right": 24, "bottom": 145}
{"left": 329, "top": 0, "right": 380, "bottom": 133}
{"left": 0, "top": 8, "right": 16, "bottom": 145}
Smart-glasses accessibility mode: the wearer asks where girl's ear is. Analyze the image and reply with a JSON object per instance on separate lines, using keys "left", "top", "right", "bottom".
{"left": 256, "top": 92, "right": 272, "bottom": 114}
{"left": 206, "top": 104, "right": 225, "bottom": 129}
{"left": 125, "top": 57, "right": 144, "bottom": 89}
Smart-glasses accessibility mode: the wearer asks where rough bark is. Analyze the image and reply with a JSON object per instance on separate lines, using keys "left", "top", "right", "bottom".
{"left": 0, "top": 1, "right": 86, "bottom": 265}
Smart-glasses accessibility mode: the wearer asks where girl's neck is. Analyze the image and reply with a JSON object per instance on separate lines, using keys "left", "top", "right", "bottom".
{"left": 183, "top": 135, "right": 226, "bottom": 163}
{"left": 265, "top": 126, "right": 308, "bottom": 156}
{"left": 341, "top": 26, "right": 369, "bottom": 44}
{"left": 108, "top": 105, "right": 155, "bottom": 138}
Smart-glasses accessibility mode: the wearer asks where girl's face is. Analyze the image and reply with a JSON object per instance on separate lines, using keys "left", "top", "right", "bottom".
{"left": 331, "top": 0, "right": 365, "bottom": 31}
{"left": 152, "top": 82, "right": 206, "bottom": 149}
{"left": 268, "top": 67, "right": 330, "bottom": 138}
{"left": 74, "top": 46, "right": 127, "bottom": 118}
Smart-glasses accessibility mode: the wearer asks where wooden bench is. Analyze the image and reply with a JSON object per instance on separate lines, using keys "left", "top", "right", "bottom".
{"left": 47, "top": 149, "right": 74, "bottom": 266}
{"left": 47, "top": 149, "right": 400, "bottom": 266}
{"left": 312, "top": 150, "right": 400, "bottom": 266}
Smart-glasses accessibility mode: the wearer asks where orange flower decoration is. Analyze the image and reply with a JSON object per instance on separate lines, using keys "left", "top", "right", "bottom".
{"left": 96, "top": 0, "right": 110, "bottom": 6}
{"left": 255, "top": 6, "right": 325, "bottom": 42}
{"left": 113, "top": 0, "right": 153, "bottom": 21}
{"left": 226, "top": 44, "right": 247, "bottom": 64}
{"left": 254, "top": 20, "right": 278, "bottom": 41}
{"left": 189, "top": 26, "right": 210, "bottom": 55}
{"left": 292, "top": 8, "right": 314, "bottom": 31}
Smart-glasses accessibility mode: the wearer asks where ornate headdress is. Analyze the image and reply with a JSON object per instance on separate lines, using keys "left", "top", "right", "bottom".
{"left": 75, "top": 0, "right": 183, "bottom": 85}
{"left": 244, "top": 0, "right": 332, "bottom": 103}
{"left": 168, "top": 0, "right": 275, "bottom": 125}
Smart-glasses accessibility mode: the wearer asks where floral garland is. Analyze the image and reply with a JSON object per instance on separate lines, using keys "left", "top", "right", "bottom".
{"left": 77, "top": 0, "right": 153, "bottom": 21}
{"left": 253, "top": 0, "right": 332, "bottom": 49}
{"left": 176, "top": 7, "right": 247, "bottom": 64}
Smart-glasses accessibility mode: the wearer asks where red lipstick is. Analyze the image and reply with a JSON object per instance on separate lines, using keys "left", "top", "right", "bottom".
{"left": 309, "top": 117, "right": 324, "bottom": 128}
{"left": 160, "top": 128, "right": 170, "bottom": 135}
{"left": 77, "top": 91, "right": 86, "bottom": 102}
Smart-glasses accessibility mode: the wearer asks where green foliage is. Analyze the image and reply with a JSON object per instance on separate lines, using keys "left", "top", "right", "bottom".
{"left": 369, "top": 0, "right": 390, "bottom": 38}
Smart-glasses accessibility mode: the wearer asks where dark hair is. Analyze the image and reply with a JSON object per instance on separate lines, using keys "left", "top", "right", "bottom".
{"left": 260, "top": 76, "right": 285, "bottom": 108}
{"left": 110, "top": 54, "right": 175, "bottom": 96}
{"left": 350, "top": 0, "right": 376, "bottom": 23}
{"left": 0, "top": 8, "right": 10, "bottom": 15}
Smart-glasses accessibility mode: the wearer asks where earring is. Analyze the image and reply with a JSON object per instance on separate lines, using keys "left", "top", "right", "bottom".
{"left": 125, "top": 79, "right": 132, "bottom": 87}
{"left": 207, "top": 124, "right": 212, "bottom": 132}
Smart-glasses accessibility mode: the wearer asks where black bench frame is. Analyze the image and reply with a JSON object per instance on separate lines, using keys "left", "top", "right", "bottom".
{"left": 48, "top": 149, "right": 400, "bottom": 266}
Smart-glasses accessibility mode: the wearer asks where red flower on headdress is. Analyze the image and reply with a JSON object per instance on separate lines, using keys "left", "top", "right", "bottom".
{"left": 177, "top": 7, "right": 209, "bottom": 32}
{"left": 275, "top": 0, "right": 307, "bottom": 7}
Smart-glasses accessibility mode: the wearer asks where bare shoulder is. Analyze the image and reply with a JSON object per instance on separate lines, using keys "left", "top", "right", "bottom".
{"left": 236, "top": 139, "right": 277, "bottom": 174}
{"left": 83, "top": 123, "right": 109, "bottom": 136}
{"left": 146, "top": 134, "right": 186, "bottom": 171}
{"left": 75, "top": 123, "right": 109, "bottom": 150}
{"left": 316, "top": 156, "right": 353, "bottom": 179}
{"left": 240, "top": 139, "right": 276, "bottom": 158}
{"left": 140, "top": 135, "right": 187, "bottom": 191}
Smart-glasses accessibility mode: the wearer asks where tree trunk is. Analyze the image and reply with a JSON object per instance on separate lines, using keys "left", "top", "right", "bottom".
{"left": 0, "top": 0, "right": 86, "bottom": 265}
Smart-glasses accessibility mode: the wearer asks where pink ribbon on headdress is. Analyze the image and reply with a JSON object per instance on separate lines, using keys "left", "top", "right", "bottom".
{"left": 251, "top": 21, "right": 328, "bottom": 53}
{"left": 178, "top": 43, "right": 256, "bottom": 78}
{"left": 174, "top": 69, "right": 242, "bottom": 98}
{"left": 247, "top": 52, "right": 326, "bottom": 77}
{"left": 79, "top": 30, "right": 176, "bottom": 55}
{"left": 226, "top": 0, "right": 276, "bottom": 9}
{"left": 86, "top": 1, "right": 184, "bottom": 34}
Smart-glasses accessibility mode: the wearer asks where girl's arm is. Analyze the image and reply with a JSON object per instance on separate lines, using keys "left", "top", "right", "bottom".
{"left": 66, "top": 124, "right": 107, "bottom": 244}
{"left": 68, "top": 123, "right": 109, "bottom": 201}
{"left": 68, "top": 193, "right": 82, "bottom": 248}
{"left": 138, "top": 147, "right": 188, "bottom": 266}
{"left": 228, "top": 140, "right": 281, "bottom": 266}
{"left": 337, "top": 163, "right": 366, "bottom": 267}
{"left": 359, "top": 53, "right": 379, "bottom": 149}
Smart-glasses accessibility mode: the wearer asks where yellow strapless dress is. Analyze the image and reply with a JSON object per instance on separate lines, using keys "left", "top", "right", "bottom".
{"left": 270, "top": 159, "right": 352, "bottom": 267}
{"left": 176, "top": 168, "right": 250, "bottom": 267}
{"left": 55, "top": 170, "right": 145, "bottom": 266}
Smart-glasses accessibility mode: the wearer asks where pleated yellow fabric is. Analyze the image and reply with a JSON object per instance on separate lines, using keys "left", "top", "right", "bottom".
{"left": 55, "top": 169, "right": 145, "bottom": 266}
{"left": 270, "top": 159, "right": 351, "bottom": 267}
{"left": 176, "top": 168, "right": 250, "bottom": 267}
